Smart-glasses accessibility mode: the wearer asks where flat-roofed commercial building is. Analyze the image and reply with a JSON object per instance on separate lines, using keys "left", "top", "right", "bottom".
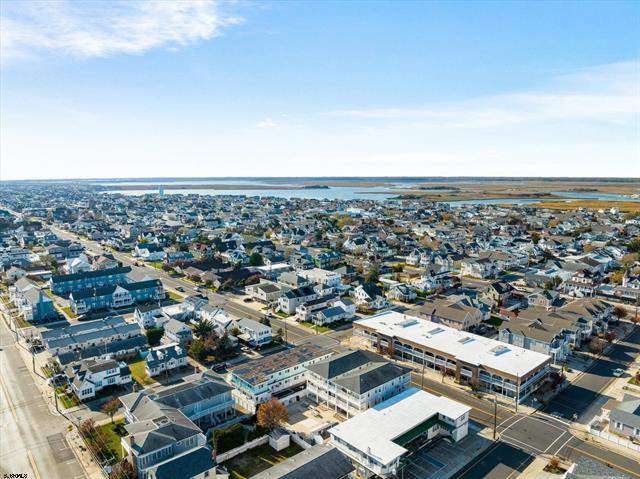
{"left": 329, "top": 387, "right": 470, "bottom": 478}
{"left": 354, "top": 311, "right": 551, "bottom": 403}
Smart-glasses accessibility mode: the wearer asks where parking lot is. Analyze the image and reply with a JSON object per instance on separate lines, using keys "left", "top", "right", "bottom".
{"left": 399, "top": 423, "right": 493, "bottom": 479}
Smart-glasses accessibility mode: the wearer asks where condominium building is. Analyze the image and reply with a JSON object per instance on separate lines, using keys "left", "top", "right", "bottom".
{"left": 228, "top": 344, "right": 331, "bottom": 413}
{"left": 306, "top": 350, "right": 411, "bottom": 417}
{"left": 354, "top": 311, "right": 552, "bottom": 403}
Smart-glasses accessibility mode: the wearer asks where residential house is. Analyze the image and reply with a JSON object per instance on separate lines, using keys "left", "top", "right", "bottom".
{"left": 64, "top": 358, "right": 132, "bottom": 401}
{"left": 145, "top": 343, "right": 188, "bottom": 377}
{"left": 278, "top": 286, "right": 319, "bottom": 315}
{"left": 236, "top": 318, "right": 272, "bottom": 347}
{"left": 164, "top": 318, "right": 193, "bottom": 345}
{"left": 387, "top": 284, "right": 417, "bottom": 303}
{"left": 601, "top": 394, "right": 640, "bottom": 441}
{"left": 354, "top": 283, "right": 389, "bottom": 310}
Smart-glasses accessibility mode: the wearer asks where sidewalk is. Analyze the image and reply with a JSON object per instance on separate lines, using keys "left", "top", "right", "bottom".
{"left": 66, "top": 428, "right": 106, "bottom": 479}
{"left": 518, "top": 456, "right": 575, "bottom": 479}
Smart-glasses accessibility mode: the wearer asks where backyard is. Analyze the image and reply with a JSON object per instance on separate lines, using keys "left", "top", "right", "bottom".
{"left": 127, "top": 357, "right": 156, "bottom": 387}
{"left": 167, "top": 291, "right": 184, "bottom": 301}
{"left": 224, "top": 443, "right": 303, "bottom": 479}
{"left": 97, "top": 419, "right": 127, "bottom": 461}
{"left": 299, "top": 319, "right": 351, "bottom": 333}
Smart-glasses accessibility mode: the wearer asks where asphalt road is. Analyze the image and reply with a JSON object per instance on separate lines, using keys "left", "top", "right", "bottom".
{"left": 412, "top": 326, "right": 640, "bottom": 479}
{"left": 0, "top": 317, "right": 85, "bottom": 479}
{"left": 49, "top": 226, "right": 348, "bottom": 351}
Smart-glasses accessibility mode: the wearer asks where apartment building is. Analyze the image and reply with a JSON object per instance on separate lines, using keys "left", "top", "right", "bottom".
{"left": 50, "top": 266, "right": 132, "bottom": 295}
{"left": 306, "top": 350, "right": 411, "bottom": 417}
{"left": 69, "top": 279, "right": 164, "bottom": 314}
{"left": 228, "top": 344, "right": 331, "bottom": 413}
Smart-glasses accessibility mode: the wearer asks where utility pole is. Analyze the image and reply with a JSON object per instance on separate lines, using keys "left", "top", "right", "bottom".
{"left": 283, "top": 318, "right": 288, "bottom": 345}
{"left": 515, "top": 372, "right": 519, "bottom": 413}
{"left": 493, "top": 394, "right": 497, "bottom": 440}
{"left": 420, "top": 349, "right": 426, "bottom": 390}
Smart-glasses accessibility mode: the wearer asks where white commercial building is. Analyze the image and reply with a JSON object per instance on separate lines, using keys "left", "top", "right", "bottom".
{"left": 354, "top": 311, "right": 552, "bottom": 403}
{"left": 330, "top": 387, "right": 471, "bottom": 478}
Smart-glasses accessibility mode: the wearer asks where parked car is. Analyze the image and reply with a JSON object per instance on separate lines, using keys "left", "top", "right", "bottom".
{"left": 243, "top": 297, "right": 252, "bottom": 303}
{"left": 176, "top": 286, "right": 185, "bottom": 292}
{"left": 612, "top": 368, "right": 625, "bottom": 377}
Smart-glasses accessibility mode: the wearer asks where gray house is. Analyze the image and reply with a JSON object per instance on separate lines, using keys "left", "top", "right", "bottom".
{"left": 603, "top": 394, "right": 640, "bottom": 440}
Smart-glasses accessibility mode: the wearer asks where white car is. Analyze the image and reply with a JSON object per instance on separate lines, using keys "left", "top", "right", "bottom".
{"left": 612, "top": 368, "right": 625, "bottom": 377}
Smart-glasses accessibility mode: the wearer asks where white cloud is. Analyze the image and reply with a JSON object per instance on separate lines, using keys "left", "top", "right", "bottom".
{"left": 257, "top": 117, "right": 278, "bottom": 129}
{"left": 329, "top": 61, "right": 639, "bottom": 129}
{"left": 0, "top": 0, "right": 241, "bottom": 63}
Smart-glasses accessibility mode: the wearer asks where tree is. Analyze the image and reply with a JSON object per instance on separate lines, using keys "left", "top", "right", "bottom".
{"left": 275, "top": 328, "right": 284, "bottom": 342}
{"left": 588, "top": 338, "right": 606, "bottom": 355}
{"left": 145, "top": 327, "right": 164, "bottom": 346}
{"left": 628, "top": 238, "right": 640, "bottom": 254}
{"left": 193, "top": 319, "right": 214, "bottom": 339}
{"left": 531, "top": 232, "right": 541, "bottom": 245}
{"left": 613, "top": 306, "right": 628, "bottom": 320}
{"left": 257, "top": 398, "right": 289, "bottom": 431}
{"left": 109, "top": 458, "right": 135, "bottom": 479}
{"left": 102, "top": 397, "right": 120, "bottom": 423}
{"left": 249, "top": 252, "right": 264, "bottom": 266}
{"left": 189, "top": 339, "right": 207, "bottom": 362}
{"left": 365, "top": 265, "right": 380, "bottom": 283}
{"left": 78, "top": 418, "right": 97, "bottom": 439}
{"left": 605, "top": 331, "right": 617, "bottom": 343}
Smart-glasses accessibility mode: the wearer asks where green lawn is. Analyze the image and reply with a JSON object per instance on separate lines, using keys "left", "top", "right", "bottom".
{"left": 55, "top": 386, "right": 78, "bottom": 408}
{"left": 299, "top": 321, "right": 331, "bottom": 333}
{"left": 167, "top": 291, "right": 184, "bottom": 301}
{"left": 629, "top": 376, "right": 640, "bottom": 386}
{"left": 225, "top": 444, "right": 303, "bottom": 479}
{"left": 148, "top": 261, "right": 164, "bottom": 269}
{"left": 14, "top": 315, "right": 31, "bottom": 328}
{"left": 97, "top": 420, "right": 127, "bottom": 460}
{"left": 299, "top": 319, "right": 351, "bottom": 333}
{"left": 127, "top": 358, "right": 156, "bottom": 386}
{"left": 61, "top": 306, "right": 78, "bottom": 319}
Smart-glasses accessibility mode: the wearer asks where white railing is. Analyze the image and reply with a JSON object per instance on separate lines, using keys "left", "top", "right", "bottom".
{"left": 588, "top": 422, "right": 640, "bottom": 452}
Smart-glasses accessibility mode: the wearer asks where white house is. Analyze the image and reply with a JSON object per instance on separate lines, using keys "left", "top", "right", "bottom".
{"left": 354, "top": 283, "right": 389, "bottom": 310}
{"left": 145, "top": 343, "right": 188, "bottom": 377}
{"left": 64, "top": 358, "right": 132, "bottom": 401}
{"left": 236, "top": 318, "right": 272, "bottom": 347}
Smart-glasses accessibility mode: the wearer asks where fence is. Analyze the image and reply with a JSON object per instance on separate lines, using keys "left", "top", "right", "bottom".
{"left": 290, "top": 433, "right": 313, "bottom": 450}
{"left": 217, "top": 435, "right": 269, "bottom": 463}
{"left": 588, "top": 423, "right": 640, "bottom": 453}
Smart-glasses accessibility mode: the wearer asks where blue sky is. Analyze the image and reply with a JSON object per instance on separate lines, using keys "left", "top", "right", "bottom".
{"left": 1, "top": 0, "right": 638, "bottom": 180}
